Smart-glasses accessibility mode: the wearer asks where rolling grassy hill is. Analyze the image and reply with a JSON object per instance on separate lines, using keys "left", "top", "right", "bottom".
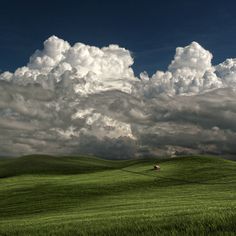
{"left": 0, "top": 155, "right": 235, "bottom": 235}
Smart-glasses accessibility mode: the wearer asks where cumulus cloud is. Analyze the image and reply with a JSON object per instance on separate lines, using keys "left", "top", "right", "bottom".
{"left": 136, "top": 42, "right": 226, "bottom": 97}
{"left": 0, "top": 36, "right": 236, "bottom": 158}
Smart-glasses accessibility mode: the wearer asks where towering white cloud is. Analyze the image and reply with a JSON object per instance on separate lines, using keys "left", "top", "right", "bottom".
{"left": 137, "top": 42, "right": 225, "bottom": 96}
{"left": 169, "top": 41, "right": 212, "bottom": 75}
{"left": 0, "top": 36, "right": 236, "bottom": 158}
{"left": 28, "top": 35, "right": 71, "bottom": 73}
{"left": 215, "top": 58, "right": 236, "bottom": 86}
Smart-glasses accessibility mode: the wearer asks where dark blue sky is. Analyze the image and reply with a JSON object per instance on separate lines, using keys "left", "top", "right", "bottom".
{"left": 1, "top": 0, "right": 236, "bottom": 75}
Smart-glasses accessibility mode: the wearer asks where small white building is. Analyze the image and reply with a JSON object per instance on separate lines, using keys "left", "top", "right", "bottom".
{"left": 154, "top": 165, "right": 160, "bottom": 171}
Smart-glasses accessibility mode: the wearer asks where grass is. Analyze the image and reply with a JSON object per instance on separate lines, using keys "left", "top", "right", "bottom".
{"left": 0, "top": 155, "right": 236, "bottom": 235}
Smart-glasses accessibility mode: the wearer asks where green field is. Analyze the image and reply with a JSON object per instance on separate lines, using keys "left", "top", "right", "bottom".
{"left": 0, "top": 155, "right": 236, "bottom": 235}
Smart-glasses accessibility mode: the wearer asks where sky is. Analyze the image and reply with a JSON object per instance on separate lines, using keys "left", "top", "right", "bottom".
{"left": 1, "top": 0, "right": 236, "bottom": 75}
{"left": 1, "top": 0, "right": 236, "bottom": 158}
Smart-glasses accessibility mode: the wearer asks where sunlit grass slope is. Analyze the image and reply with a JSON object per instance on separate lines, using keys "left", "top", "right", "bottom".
{"left": 0, "top": 155, "right": 236, "bottom": 235}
